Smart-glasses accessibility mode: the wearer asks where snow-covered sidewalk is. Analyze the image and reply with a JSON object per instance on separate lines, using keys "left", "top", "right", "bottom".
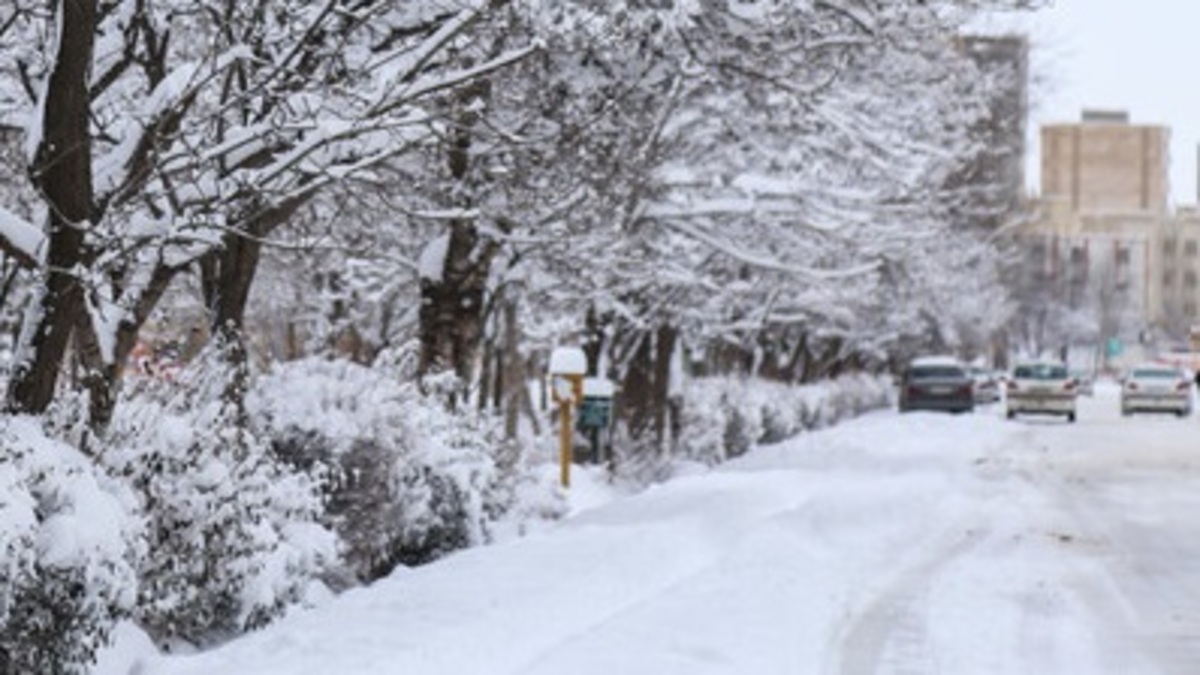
{"left": 107, "top": 383, "right": 1200, "bottom": 674}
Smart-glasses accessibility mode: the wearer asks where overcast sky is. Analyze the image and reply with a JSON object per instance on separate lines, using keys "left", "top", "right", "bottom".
{"left": 1008, "top": 1, "right": 1200, "bottom": 206}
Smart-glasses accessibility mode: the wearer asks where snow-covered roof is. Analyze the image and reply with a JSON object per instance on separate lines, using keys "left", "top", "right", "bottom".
{"left": 909, "top": 355, "right": 962, "bottom": 368}
{"left": 1012, "top": 358, "right": 1067, "bottom": 367}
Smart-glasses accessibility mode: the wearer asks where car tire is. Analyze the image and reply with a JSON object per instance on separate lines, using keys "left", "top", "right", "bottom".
{"left": 1067, "top": 411, "right": 1076, "bottom": 423}
{"left": 1005, "top": 409, "right": 1016, "bottom": 420}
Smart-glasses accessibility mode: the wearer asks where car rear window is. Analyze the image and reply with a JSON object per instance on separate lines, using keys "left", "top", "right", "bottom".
{"left": 910, "top": 366, "right": 964, "bottom": 379}
{"left": 1132, "top": 368, "right": 1177, "bottom": 379}
{"left": 1013, "top": 364, "right": 1068, "bottom": 380}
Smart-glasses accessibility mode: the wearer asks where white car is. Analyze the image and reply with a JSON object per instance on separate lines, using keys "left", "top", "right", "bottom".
{"left": 1070, "top": 369, "right": 1096, "bottom": 396}
{"left": 968, "top": 367, "right": 1002, "bottom": 405}
{"left": 1006, "top": 360, "right": 1078, "bottom": 422}
{"left": 1120, "top": 364, "right": 1193, "bottom": 417}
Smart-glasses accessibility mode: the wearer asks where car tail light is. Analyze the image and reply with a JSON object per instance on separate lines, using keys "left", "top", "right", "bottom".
{"left": 1177, "top": 381, "right": 1191, "bottom": 392}
{"left": 1064, "top": 380, "right": 1076, "bottom": 392}
{"left": 1006, "top": 381, "right": 1019, "bottom": 392}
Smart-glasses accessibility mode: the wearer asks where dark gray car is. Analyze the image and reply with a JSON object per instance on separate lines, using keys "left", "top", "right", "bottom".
{"left": 898, "top": 358, "right": 975, "bottom": 414}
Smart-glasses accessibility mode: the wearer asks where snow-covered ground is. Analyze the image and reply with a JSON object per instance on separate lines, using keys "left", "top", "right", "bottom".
{"left": 103, "top": 380, "right": 1200, "bottom": 674}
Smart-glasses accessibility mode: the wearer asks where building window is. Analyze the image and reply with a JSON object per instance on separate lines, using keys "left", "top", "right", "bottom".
{"left": 1186, "top": 270, "right": 1198, "bottom": 288}
{"left": 1164, "top": 270, "right": 1176, "bottom": 286}
{"left": 1164, "top": 238, "right": 1178, "bottom": 255}
{"left": 1187, "top": 240, "right": 1199, "bottom": 257}
{"left": 1187, "top": 301, "right": 1198, "bottom": 317}
{"left": 1115, "top": 246, "right": 1131, "bottom": 266}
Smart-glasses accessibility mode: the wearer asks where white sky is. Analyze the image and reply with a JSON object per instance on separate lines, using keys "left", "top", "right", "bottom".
{"left": 1014, "top": 1, "right": 1200, "bottom": 206}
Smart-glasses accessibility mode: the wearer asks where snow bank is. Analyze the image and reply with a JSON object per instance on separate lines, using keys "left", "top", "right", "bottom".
{"left": 0, "top": 416, "right": 141, "bottom": 673}
{"left": 104, "top": 350, "right": 337, "bottom": 648}
{"left": 248, "top": 358, "right": 548, "bottom": 581}
{"left": 677, "top": 373, "right": 893, "bottom": 464}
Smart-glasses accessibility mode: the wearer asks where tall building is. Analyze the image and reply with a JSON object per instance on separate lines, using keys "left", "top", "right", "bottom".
{"left": 1040, "top": 110, "right": 1170, "bottom": 215}
{"left": 1157, "top": 208, "right": 1200, "bottom": 337}
{"left": 1022, "top": 110, "right": 1176, "bottom": 363}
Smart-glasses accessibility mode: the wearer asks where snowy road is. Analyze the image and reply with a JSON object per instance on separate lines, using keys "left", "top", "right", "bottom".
{"left": 831, "top": 386, "right": 1200, "bottom": 674}
{"left": 124, "top": 381, "right": 1200, "bottom": 675}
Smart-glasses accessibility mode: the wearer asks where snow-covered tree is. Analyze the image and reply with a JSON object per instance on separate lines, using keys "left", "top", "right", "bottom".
{"left": 495, "top": 1, "right": 1039, "bottom": 444}
{"left": 0, "top": 0, "right": 539, "bottom": 428}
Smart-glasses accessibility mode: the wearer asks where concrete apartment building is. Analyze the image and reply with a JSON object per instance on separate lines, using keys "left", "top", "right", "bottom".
{"left": 1026, "top": 109, "right": 1200, "bottom": 353}
{"left": 1158, "top": 207, "right": 1200, "bottom": 336}
{"left": 1041, "top": 109, "right": 1169, "bottom": 214}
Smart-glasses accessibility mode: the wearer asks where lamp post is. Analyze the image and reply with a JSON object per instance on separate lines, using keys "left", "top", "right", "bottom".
{"left": 548, "top": 347, "right": 587, "bottom": 488}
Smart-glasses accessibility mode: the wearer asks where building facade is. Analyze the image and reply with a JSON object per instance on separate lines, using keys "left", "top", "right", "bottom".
{"left": 1040, "top": 109, "right": 1170, "bottom": 215}
{"left": 1023, "top": 110, "right": 1191, "bottom": 362}
{"left": 1156, "top": 208, "right": 1200, "bottom": 337}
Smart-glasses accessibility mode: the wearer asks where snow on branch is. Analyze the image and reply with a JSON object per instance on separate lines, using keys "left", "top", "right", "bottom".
{"left": 655, "top": 217, "right": 879, "bottom": 281}
{"left": 94, "top": 45, "right": 255, "bottom": 207}
{"left": 367, "top": 1, "right": 485, "bottom": 88}
{"left": 368, "top": 42, "right": 542, "bottom": 119}
{"left": 0, "top": 204, "right": 45, "bottom": 267}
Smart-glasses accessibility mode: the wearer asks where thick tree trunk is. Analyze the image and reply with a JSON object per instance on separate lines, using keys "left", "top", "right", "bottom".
{"left": 619, "top": 323, "right": 678, "bottom": 452}
{"left": 651, "top": 323, "right": 678, "bottom": 451}
{"left": 73, "top": 262, "right": 181, "bottom": 432}
{"left": 620, "top": 332, "right": 654, "bottom": 442}
{"left": 417, "top": 78, "right": 495, "bottom": 404}
{"left": 501, "top": 298, "right": 522, "bottom": 442}
{"left": 417, "top": 221, "right": 492, "bottom": 395}
{"left": 6, "top": 0, "right": 98, "bottom": 417}
{"left": 199, "top": 227, "right": 264, "bottom": 425}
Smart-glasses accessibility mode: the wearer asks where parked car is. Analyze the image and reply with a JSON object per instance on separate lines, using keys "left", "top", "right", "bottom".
{"left": 968, "top": 367, "right": 1002, "bottom": 405}
{"left": 1120, "top": 364, "right": 1193, "bottom": 417}
{"left": 1006, "top": 360, "right": 1077, "bottom": 422}
{"left": 1070, "top": 369, "right": 1095, "bottom": 396}
{"left": 898, "top": 357, "right": 975, "bottom": 414}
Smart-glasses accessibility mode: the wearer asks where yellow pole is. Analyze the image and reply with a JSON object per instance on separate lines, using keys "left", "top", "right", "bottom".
{"left": 559, "top": 401, "right": 572, "bottom": 488}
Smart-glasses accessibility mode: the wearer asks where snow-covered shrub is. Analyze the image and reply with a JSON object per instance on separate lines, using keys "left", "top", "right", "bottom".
{"left": 106, "top": 350, "right": 335, "bottom": 648}
{"left": 250, "top": 358, "right": 519, "bottom": 583}
{"left": 676, "top": 373, "right": 892, "bottom": 465}
{"left": 0, "top": 416, "right": 140, "bottom": 673}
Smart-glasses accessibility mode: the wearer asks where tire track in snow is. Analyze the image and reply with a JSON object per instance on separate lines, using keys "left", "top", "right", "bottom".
{"left": 1044, "top": 470, "right": 1200, "bottom": 674}
{"left": 830, "top": 526, "right": 987, "bottom": 675}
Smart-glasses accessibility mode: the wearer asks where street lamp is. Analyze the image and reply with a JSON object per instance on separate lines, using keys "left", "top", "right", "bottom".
{"left": 548, "top": 346, "right": 587, "bottom": 488}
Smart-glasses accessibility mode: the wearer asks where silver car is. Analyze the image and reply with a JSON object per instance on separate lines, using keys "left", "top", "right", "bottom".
{"left": 1006, "top": 360, "right": 1077, "bottom": 422}
{"left": 1120, "top": 364, "right": 1193, "bottom": 417}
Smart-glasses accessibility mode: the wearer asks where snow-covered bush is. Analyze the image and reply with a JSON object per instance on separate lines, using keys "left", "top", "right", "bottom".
{"left": 250, "top": 358, "right": 520, "bottom": 583}
{"left": 0, "top": 416, "right": 140, "bottom": 673}
{"left": 677, "top": 373, "right": 892, "bottom": 465}
{"left": 105, "top": 351, "right": 335, "bottom": 648}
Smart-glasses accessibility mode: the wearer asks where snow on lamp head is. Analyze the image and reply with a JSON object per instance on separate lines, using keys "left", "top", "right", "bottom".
{"left": 549, "top": 347, "right": 587, "bottom": 404}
